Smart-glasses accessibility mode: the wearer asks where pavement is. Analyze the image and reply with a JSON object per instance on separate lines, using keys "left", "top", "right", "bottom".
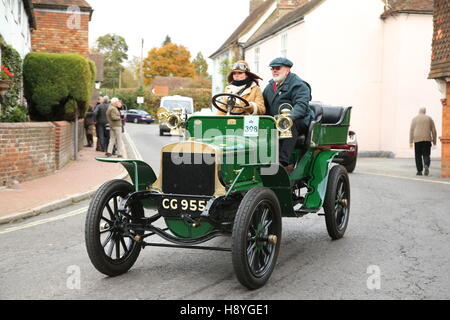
{"left": 0, "top": 135, "right": 135, "bottom": 225}
{"left": 0, "top": 134, "right": 448, "bottom": 225}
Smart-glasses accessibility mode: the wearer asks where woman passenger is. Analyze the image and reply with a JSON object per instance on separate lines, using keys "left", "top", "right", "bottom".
{"left": 216, "top": 60, "right": 265, "bottom": 115}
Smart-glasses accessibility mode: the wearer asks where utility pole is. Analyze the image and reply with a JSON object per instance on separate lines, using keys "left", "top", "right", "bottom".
{"left": 140, "top": 38, "right": 144, "bottom": 87}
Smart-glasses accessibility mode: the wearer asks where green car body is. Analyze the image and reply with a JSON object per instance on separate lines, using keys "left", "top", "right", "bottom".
{"left": 97, "top": 106, "right": 352, "bottom": 238}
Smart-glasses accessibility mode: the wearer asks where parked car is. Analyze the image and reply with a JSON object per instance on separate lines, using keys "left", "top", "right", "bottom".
{"left": 126, "top": 109, "right": 154, "bottom": 124}
{"left": 332, "top": 130, "right": 358, "bottom": 173}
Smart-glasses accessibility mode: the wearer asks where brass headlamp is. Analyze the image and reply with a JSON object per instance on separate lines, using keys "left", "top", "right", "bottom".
{"left": 275, "top": 103, "right": 294, "bottom": 139}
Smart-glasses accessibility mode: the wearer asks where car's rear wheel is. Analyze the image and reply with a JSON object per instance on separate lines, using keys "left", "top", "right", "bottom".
{"left": 232, "top": 187, "right": 282, "bottom": 290}
{"left": 85, "top": 180, "right": 143, "bottom": 277}
{"left": 323, "top": 165, "right": 350, "bottom": 239}
{"left": 133, "top": 118, "right": 138, "bottom": 124}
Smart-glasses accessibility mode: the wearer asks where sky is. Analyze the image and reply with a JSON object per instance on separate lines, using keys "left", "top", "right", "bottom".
{"left": 88, "top": 0, "right": 250, "bottom": 67}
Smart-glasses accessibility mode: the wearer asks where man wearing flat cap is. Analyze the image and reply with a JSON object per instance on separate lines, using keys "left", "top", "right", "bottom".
{"left": 263, "top": 57, "right": 313, "bottom": 173}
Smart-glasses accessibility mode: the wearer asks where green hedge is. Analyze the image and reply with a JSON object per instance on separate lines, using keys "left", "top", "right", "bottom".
{"left": 23, "top": 52, "right": 96, "bottom": 121}
{"left": 0, "top": 35, "right": 28, "bottom": 122}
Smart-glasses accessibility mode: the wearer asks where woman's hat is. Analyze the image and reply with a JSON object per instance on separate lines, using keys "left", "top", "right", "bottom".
{"left": 227, "top": 60, "right": 263, "bottom": 83}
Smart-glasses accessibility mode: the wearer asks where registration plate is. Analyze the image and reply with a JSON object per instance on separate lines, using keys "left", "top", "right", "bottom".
{"left": 159, "top": 197, "right": 209, "bottom": 215}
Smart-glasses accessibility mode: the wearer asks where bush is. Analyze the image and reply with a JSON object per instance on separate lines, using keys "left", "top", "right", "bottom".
{"left": 23, "top": 52, "right": 96, "bottom": 121}
{"left": 0, "top": 35, "right": 28, "bottom": 122}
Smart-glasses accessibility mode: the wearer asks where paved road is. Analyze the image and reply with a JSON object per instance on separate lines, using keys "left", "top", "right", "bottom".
{"left": 1, "top": 123, "right": 449, "bottom": 300}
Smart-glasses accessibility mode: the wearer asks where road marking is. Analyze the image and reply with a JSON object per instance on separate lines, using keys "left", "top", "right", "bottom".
{"left": 0, "top": 206, "right": 88, "bottom": 235}
{"left": 359, "top": 171, "right": 450, "bottom": 185}
{"left": 124, "top": 131, "right": 143, "bottom": 161}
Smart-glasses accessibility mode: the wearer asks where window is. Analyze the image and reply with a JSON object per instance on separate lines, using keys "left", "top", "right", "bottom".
{"left": 281, "top": 33, "right": 288, "bottom": 58}
{"left": 18, "top": 0, "right": 22, "bottom": 24}
{"left": 254, "top": 47, "right": 260, "bottom": 73}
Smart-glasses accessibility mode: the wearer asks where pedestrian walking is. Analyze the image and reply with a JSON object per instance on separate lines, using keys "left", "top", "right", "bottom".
{"left": 409, "top": 107, "right": 437, "bottom": 176}
{"left": 106, "top": 98, "right": 126, "bottom": 158}
{"left": 84, "top": 105, "right": 96, "bottom": 147}
{"left": 262, "top": 57, "right": 314, "bottom": 174}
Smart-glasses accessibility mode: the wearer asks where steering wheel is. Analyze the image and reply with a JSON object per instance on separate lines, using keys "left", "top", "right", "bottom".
{"left": 212, "top": 93, "right": 250, "bottom": 115}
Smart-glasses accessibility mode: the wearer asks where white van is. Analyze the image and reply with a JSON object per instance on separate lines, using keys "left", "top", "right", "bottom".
{"left": 159, "top": 95, "right": 194, "bottom": 136}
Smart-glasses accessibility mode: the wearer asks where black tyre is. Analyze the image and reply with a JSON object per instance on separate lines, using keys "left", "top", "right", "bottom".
{"left": 344, "top": 156, "right": 357, "bottom": 173}
{"left": 232, "top": 187, "right": 282, "bottom": 290}
{"left": 85, "top": 180, "right": 144, "bottom": 277}
{"left": 323, "top": 165, "right": 350, "bottom": 240}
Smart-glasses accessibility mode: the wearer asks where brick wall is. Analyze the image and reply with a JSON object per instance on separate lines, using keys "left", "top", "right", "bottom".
{"left": 31, "top": 10, "right": 90, "bottom": 57}
{"left": 441, "top": 82, "right": 450, "bottom": 178}
{"left": 0, "top": 121, "right": 84, "bottom": 186}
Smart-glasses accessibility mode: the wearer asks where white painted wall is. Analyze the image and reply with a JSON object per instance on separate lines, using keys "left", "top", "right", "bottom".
{"left": 244, "top": 0, "right": 441, "bottom": 158}
{"left": 0, "top": 0, "right": 33, "bottom": 58}
{"left": 381, "top": 14, "right": 441, "bottom": 158}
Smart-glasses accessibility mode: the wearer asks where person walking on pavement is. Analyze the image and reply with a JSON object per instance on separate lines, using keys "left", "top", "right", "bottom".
{"left": 409, "top": 107, "right": 437, "bottom": 176}
{"left": 94, "top": 96, "right": 110, "bottom": 152}
{"left": 262, "top": 57, "right": 314, "bottom": 174}
{"left": 84, "top": 105, "right": 96, "bottom": 147}
{"left": 106, "top": 98, "right": 126, "bottom": 158}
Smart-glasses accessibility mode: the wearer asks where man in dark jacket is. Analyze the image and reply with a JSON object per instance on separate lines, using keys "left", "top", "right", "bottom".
{"left": 94, "top": 96, "right": 110, "bottom": 152}
{"left": 263, "top": 57, "right": 313, "bottom": 173}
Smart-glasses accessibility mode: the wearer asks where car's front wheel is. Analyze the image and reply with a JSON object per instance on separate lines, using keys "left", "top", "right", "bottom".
{"left": 85, "top": 180, "right": 143, "bottom": 277}
{"left": 232, "top": 187, "right": 282, "bottom": 290}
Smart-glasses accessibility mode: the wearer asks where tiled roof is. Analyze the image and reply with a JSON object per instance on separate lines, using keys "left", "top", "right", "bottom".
{"left": 32, "top": 0, "right": 92, "bottom": 11}
{"left": 209, "top": 0, "right": 276, "bottom": 58}
{"left": 381, "top": 0, "right": 433, "bottom": 18}
{"left": 150, "top": 76, "right": 194, "bottom": 91}
{"left": 245, "top": 0, "right": 325, "bottom": 48}
{"left": 429, "top": 0, "right": 450, "bottom": 79}
{"left": 89, "top": 53, "right": 104, "bottom": 82}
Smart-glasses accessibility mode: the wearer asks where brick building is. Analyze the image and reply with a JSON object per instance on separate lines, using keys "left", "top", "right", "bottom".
{"left": 31, "top": 0, "right": 93, "bottom": 57}
{"left": 429, "top": 0, "right": 450, "bottom": 178}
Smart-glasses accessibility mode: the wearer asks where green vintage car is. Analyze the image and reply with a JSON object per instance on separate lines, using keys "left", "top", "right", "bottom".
{"left": 85, "top": 94, "right": 352, "bottom": 290}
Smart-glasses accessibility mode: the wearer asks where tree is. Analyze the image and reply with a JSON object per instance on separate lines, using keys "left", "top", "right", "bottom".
{"left": 162, "top": 35, "right": 172, "bottom": 46}
{"left": 192, "top": 52, "right": 209, "bottom": 78}
{"left": 95, "top": 34, "right": 128, "bottom": 88}
{"left": 143, "top": 43, "right": 195, "bottom": 84}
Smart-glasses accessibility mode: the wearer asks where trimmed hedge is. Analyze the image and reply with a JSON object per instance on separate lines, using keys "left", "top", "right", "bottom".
{"left": 23, "top": 52, "right": 96, "bottom": 121}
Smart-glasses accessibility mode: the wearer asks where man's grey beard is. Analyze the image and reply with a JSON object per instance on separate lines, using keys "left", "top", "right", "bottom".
{"left": 273, "top": 72, "right": 288, "bottom": 83}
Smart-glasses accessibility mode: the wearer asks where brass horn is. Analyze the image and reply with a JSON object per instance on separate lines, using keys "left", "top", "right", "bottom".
{"left": 166, "top": 108, "right": 185, "bottom": 130}
{"left": 156, "top": 107, "right": 170, "bottom": 122}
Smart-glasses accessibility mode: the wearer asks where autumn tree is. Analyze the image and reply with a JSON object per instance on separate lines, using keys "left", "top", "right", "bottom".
{"left": 143, "top": 43, "right": 195, "bottom": 84}
{"left": 192, "top": 52, "right": 209, "bottom": 79}
{"left": 95, "top": 34, "right": 128, "bottom": 88}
